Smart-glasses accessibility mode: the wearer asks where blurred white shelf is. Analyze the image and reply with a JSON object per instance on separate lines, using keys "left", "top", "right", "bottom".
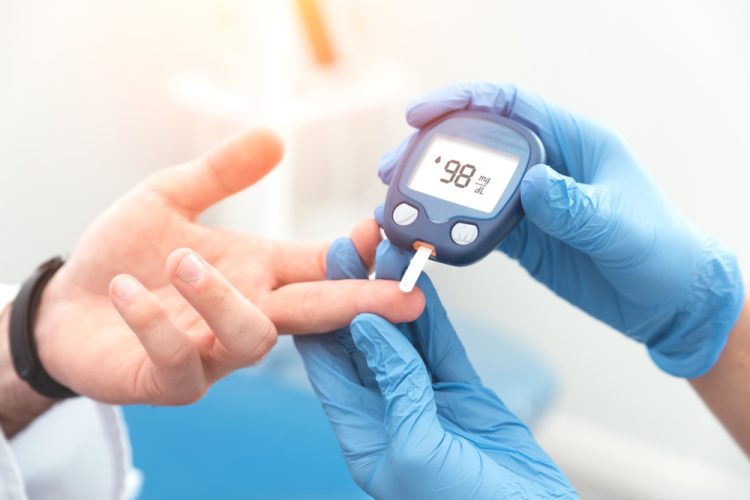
{"left": 167, "top": 62, "right": 418, "bottom": 129}
{"left": 168, "top": 60, "right": 418, "bottom": 240}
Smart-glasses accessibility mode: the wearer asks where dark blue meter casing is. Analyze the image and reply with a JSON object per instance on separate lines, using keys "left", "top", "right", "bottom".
{"left": 384, "top": 111, "right": 545, "bottom": 266}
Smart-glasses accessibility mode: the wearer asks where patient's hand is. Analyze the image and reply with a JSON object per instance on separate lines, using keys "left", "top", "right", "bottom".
{"left": 30, "top": 129, "right": 424, "bottom": 406}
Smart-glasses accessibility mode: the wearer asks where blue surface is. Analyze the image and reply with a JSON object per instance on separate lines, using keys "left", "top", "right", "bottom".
{"left": 123, "top": 371, "right": 368, "bottom": 500}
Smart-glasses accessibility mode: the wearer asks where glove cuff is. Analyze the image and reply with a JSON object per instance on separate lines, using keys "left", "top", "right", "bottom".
{"left": 647, "top": 238, "right": 745, "bottom": 378}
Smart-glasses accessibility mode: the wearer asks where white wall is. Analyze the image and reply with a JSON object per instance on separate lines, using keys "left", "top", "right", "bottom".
{"left": 2, "top": 0, "right": 749, "bottom": 495}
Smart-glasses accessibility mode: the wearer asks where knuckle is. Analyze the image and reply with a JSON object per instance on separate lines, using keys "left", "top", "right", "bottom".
{"left": 164, "top": 385, "right": 206, "bottom": 406}
{"left": 219, "top": 311, "right": 278, "bottom": 367}
{"left": 193, "top": 275, "right": 232, "bottom": 311}
{"left": 127, "top": 300, "right": 166, "bottom": 334}
{"left": 182, "top": 383, "right": 207, "bottom": 404}
{"left": 257, "top": 324, "right": 278, "bottom": 354}
{"left": 161, "top": 343, "right": 195, "bottom": 371}
{"left": 246, "top": 321, "right": 278, "bottom": 365}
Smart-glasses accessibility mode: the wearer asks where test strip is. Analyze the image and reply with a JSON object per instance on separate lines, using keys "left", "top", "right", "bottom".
{"left": 399, "top": 245, "right": 432, "bottom": 293}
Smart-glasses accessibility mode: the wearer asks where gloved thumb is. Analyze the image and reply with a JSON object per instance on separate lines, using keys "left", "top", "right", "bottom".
{"left": 520, "top": 164, "right": 614, "bottom": 257}
{"left": 351, "top": 314, "right": 444, "bottom": 449}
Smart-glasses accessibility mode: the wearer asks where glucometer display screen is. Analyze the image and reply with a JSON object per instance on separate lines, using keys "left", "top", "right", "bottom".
{"left": 407, "top": 134, "right": 519, "bottom": 213}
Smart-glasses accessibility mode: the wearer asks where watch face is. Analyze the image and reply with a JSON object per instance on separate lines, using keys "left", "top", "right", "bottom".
{"left": 407, "top": 134, "right": 519, "bottom": 213}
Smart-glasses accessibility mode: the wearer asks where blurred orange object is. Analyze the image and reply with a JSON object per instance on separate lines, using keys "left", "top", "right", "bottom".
{"left": 295, "top": 0, "right": 337, "bottom": 66}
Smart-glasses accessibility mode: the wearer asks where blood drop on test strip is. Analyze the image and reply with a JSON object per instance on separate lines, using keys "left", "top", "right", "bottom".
{"left": 399, "top": 245, "right": 433, "bottom": 293}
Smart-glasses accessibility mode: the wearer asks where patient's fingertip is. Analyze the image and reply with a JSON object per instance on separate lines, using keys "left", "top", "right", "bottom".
{"left": 249, "top": 127, "right": 285, "bottom": 164}
{"left": 370, "top": 281, "right": 425, "bottom": 324}
{"left": 210, "top": 127, "right": 285, "bottom": 169}
{"left": 400, "top": 285, "right": 426, "bottom": 322}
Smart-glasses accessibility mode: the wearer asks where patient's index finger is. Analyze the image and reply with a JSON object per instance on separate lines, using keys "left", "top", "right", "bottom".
{"left": 262, "top": 279, "right": 425, "bottom": 334}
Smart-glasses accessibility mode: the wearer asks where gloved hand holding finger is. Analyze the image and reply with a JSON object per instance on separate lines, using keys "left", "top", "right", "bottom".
{"left": 297, "top": 238, "right": 577, "bottom": 499}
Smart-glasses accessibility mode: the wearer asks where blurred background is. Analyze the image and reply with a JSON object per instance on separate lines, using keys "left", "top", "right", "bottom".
{"left": 2, "top": 1, "right": 750, "bottom": 498}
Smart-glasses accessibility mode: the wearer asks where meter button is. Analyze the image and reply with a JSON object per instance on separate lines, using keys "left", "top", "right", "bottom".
{"left": 393, "top": 203, "right": 419, "bottom": 226}
{"left": 451, "top": 223, "right": 478, "bottom": 246}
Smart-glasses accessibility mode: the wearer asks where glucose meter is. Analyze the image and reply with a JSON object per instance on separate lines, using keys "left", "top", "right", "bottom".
{"left": 383, "top": 110, "right": 545, "bottom": 291}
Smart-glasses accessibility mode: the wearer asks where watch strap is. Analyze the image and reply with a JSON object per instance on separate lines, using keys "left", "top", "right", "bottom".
{"left": 9, "top": 257, "right": 78, "bottom": 399}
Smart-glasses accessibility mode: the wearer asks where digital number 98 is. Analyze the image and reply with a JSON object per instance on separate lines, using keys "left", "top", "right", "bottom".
{"left": 440, "top": 159, "right": 476, "bottom": 188}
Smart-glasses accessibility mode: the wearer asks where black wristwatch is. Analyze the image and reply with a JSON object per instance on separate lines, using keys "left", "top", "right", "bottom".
{"left": 9, "top": 257, "right": 78, "bottom": 399}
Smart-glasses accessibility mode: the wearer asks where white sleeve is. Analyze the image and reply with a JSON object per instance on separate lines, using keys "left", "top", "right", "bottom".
{"left": 0, "top": 285, "right": 142, "bottom": 500}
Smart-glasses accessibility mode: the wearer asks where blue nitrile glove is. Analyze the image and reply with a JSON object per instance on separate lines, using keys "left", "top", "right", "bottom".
{"left": 376, "top": 82, "right": 744, "bottom": 378}
{"left": 294, "top": 238, "right": 577, "bottom": 500}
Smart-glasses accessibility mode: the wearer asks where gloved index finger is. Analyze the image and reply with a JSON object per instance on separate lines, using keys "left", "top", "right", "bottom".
{"left": 405, "top": 83, "right": 595, "bottom": 180}
{"left": 379, "top": 82, "right": 552, "bottom": 187}
{"left": 377, "top": 130, "right": 418, "bottom": 185}
{"left": 405, "top": 82, "right": 518, "bottom": 128}
{"left": 377, "top": 83, "right": 520, "bottom": 186}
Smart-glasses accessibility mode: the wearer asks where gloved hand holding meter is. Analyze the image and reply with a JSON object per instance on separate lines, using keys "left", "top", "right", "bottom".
{"left": 380, "top": 82, "right": 743, "bottom": 379}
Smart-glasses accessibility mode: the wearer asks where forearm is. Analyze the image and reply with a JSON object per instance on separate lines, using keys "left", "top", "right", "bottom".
{"left": 0, "top": 303, "right": 54, "bottom": 438}
{"left": 690, "top": 297, "right": 750, "bottom": 457}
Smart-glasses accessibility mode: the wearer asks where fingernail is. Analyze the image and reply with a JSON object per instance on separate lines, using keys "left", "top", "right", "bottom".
{"left": 176, "top": 253, "right": 205, "bottom": 283}
{"left": 114, "top": 276, "right": 139, "bottom": 300}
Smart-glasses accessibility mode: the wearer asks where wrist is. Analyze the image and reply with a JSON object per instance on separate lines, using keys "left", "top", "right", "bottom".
{"left": 33, "top": 270, "right": 66, "bottom": 380}
{"left": 0, "top": 302, "right": 55, "bottom": 438}
{"left": 648, "top": 238, "right": 745, "bottom": 378}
